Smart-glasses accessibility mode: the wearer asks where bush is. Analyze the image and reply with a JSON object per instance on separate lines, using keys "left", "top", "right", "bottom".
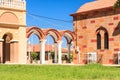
{"left": 70, "top": 53, "right": 73, "bottom": 62}
{"left": 30, "top": 52, "right": 38, "bottom": 60}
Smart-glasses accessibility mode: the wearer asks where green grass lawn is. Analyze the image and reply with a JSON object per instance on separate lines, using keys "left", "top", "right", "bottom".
{"left": 0, "top": 64, "right": 120, "bottom": 80}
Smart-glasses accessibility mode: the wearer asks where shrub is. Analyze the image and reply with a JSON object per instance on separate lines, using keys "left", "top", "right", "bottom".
{"left": 30, "top": 52, "right": 38, "bottom": 60}
{"left": 70, "top": 53, "right": 73, "bottom": 62}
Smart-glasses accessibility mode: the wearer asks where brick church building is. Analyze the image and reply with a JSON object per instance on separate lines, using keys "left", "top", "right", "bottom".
{"left": 71, "top": 0, "right": 120, "bottom": 64}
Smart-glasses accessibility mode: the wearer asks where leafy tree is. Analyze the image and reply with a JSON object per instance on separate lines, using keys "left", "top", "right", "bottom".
{"left": 114, "top": 0, "right": 120, "bottom": 9}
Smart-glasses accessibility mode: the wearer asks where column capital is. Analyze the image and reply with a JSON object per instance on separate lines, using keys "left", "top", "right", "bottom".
{"left": 0, "top": 39, "right": 4, "bottom": 42}
{"left": 40, "top": 39, "right": 46, "bottom": 42}
{"left": 57, "top": 40, "right": 62, "bottom": 44}
{"left": 10, "top": 40, "right": 19, "bottom": 43}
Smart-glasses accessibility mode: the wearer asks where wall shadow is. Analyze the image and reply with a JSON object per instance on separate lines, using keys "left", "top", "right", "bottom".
{"left": 112, "top": 22, "right": 120, "bottom": 36}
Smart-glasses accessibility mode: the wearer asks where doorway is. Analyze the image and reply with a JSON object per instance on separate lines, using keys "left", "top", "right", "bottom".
{"left": 2, "top": 33, "right": 12, "bottom": 63}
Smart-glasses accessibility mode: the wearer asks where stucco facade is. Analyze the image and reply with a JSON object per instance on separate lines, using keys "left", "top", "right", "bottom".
{"left": 0, "top": 0, "right": 26, "bottom": 64}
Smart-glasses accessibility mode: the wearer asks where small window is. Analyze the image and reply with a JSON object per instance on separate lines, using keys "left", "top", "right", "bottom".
{"left": 97, "top": 33, "right": 101, "bottom": 49}
{"left": 104, "top": 32, "right": 109, "bottom": 49}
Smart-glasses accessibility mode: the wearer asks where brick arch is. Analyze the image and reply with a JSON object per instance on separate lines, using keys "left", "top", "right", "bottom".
{"left": 26, "top": 27, "right": 75, "bottom": 43}
{"left": 0, "top": 12, "right": 19, "bottom": 24}
{"left": 26, "top": 27, "right": 45, "bottom": 39}
{"left": 60, "top": 30, "right": 75, "bottom": 44}
{"left": 96, "top": 26, "right": 108, "bottom": 34}
{"left": 2, "top": 32, "right": 13, "bottom": 41}
{"left": 44, "top": 29, "right": 62, "bottom": 42}
{"left": 96, "top": 26, "right": 107, "bottom": 32}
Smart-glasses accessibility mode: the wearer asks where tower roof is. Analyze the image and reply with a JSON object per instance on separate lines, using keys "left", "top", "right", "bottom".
{"left": 75, "top": 0, "right": 117, "bottom": 14}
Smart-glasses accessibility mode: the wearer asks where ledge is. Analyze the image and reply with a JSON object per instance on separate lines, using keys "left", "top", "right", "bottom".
{"left": 10, "top": 40, "right": 19, "bottom": 43}
{"left": 0, "top": 39, "right": 4, "bottom": 41}
{"left": 0, "top": 23, "right": 26, "bottom": 28}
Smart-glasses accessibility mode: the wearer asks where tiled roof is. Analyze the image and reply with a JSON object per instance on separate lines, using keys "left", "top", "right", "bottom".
{"left": 27, "top": 44, "right": 53, "bottom": 52}
{"left": 76, "top": 0, "right": 117, "bottom": 13}
{"left": 27, "top": 44, "right": 73, "bottom": 53}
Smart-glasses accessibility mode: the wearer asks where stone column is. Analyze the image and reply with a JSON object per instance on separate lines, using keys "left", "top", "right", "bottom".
{"left": 0, "top": 39, "right": 4, "bottom": 63}
{"left": 54, "top": 43, "right": 57, "bottom": 63}
{"left": 67, "top": 43, "right": 71, "bottom": 63}
{"left": 40, "top": 39, "right": 46, "bottom": 64}
{"left": 57, "top": 41, "right": 62, "bottom": 64}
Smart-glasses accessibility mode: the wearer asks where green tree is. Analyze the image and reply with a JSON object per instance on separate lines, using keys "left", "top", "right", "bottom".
{"left": 70, "top": 53, "right": 73, "bottom": 62}
{"left": 114, "top": 0, "right": 120, "bottom": 9}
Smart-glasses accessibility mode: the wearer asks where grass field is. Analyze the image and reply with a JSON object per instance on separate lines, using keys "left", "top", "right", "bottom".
{"left": 0, "top": 64, "right": 120, "bottom": 80}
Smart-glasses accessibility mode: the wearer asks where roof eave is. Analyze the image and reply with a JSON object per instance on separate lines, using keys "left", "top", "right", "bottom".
{"left": 70, "top": 6, "right": 113, "bottom": 16}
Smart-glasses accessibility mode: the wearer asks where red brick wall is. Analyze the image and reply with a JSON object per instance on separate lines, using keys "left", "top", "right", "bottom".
{"left": 73, "top": 8, "right": 120, "bottom": 64}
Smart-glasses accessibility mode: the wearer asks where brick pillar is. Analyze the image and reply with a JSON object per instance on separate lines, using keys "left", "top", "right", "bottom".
{"left": 10, "top": 40, "right": 19, "bottom": 63}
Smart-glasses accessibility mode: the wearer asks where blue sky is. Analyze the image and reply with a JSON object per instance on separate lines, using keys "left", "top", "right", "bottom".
{"left": 26, "top": 0, "right": 94, "bottom": 30}
{"left": 26, "top": 0, "right": 94, "bottom": 47}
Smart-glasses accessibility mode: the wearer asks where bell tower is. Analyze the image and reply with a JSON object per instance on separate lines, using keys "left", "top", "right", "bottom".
{"left": 0, "top": 0, "right": 27, "bottom": 64}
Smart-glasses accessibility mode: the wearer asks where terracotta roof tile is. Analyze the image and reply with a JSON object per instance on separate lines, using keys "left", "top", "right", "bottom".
{"left": 27, "top": 44, "right": 73, "bottom": 53}
{"left": 76, "top": 0, "right": 117, "bottom": 13}
{"left": 27, "top": 44, "right": 53, "bottom": 52}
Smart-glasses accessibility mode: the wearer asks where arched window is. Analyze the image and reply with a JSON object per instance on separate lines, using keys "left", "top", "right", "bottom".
{"left": 97, "top": 33, "right": 101, "bottom": 49}
{"left": 96, "top": 26, "right": 109, "bottom": 50}
{"left": 104, "top": 32, "right": 109, "bottom": 49}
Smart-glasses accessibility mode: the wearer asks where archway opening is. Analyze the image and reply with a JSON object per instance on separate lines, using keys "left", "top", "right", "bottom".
{"left": 62, "top": 32, "right": 74, "bottom": 64}
{"left": 2, "top": 33, "right": 13, "bottom": 63}
{"left": 27, "top": 33, "right": 40, "bottom": 64}
{"left": 45, "top": 29, "right": 61, "bottom": 64}
{"left": 45, "top": 35, "right": 54, "bottom": 64}
{"left": 62, "top": 37, "right": 68, "bottom": 63}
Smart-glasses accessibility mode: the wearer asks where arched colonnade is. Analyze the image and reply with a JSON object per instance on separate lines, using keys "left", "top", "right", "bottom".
{"left": 26, "top": 27, "right": 75, "bottom": 64}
